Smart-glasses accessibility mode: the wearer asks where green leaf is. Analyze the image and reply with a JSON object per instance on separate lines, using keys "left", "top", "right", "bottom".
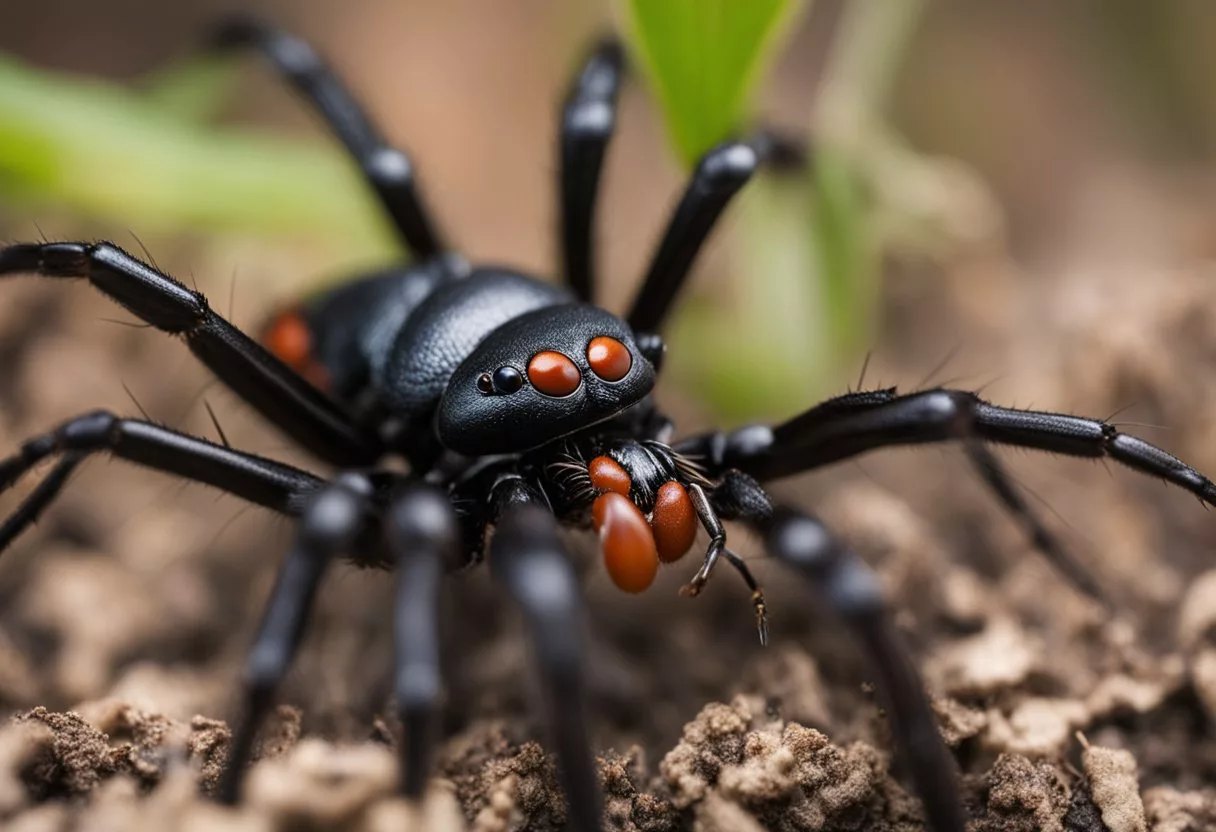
{"left": 141, "top": 57, "right": 242, "bottom": 123}
{"left": 653, "top": 0, "right": 927, "bottom": 423}
{"left": 667, "top": 176, "right": 825, "bottom": 421}
{"left": 0, "top": 52, "right": 397, "bottom": 261}
{"left": 810, "top": 143, "right": 877, "bottom": 363}
{"left": 621, "top": 0, "right": 804, "bottom": 167}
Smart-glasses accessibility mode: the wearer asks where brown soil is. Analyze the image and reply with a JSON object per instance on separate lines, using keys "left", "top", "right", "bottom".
{"left": 4, "top": 6, "right": 1216, "bottom": 831}
{"left": 3, "top": 218, "right": 1216, "bottom": 831}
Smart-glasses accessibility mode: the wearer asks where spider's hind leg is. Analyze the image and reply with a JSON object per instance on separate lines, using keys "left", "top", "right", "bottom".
{"left": 206, "top": 15, "right": 445, "bottom": 257}
{"left": 559, "top": 37, "right": 625, "bottom": 303}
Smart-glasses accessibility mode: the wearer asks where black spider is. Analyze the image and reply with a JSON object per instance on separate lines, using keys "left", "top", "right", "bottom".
{"left": 2, "top": 17, "right": 1214, "bottom": 832}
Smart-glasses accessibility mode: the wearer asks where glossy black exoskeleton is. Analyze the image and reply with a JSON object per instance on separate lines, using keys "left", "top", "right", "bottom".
{"left": 3, "top": 16, "right": 1215, "bottom": 832}
{"left": 281, "top": 266, "right": 659, "bottom": 462}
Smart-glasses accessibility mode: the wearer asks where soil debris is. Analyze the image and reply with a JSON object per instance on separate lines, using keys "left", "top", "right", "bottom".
{"left": 1082, "top": 741, "right": 1146, "bottom": 832}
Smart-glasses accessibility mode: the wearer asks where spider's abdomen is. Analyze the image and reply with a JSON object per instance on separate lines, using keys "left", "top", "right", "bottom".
{"left": 263, "top": 263, "right": 569, "bottom": 420}
{"left": 262, "top": 258, "right": 453, "bottom": 404}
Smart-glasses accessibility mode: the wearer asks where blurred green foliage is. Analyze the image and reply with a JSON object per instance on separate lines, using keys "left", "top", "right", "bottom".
{"left": 623, "top": 0, "right": 923, "bottom": 421}
{"left": 0, "top": 53, "right": 395, "bottom": 258}
{"left": 0, "top": 4, "right": 928, "bottom": 423}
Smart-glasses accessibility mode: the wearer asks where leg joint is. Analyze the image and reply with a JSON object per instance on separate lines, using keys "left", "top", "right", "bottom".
{"left": 38, "top": 243, "right": 90, "bottom": 276}
{"left": 363, "top": 147, "right": 415, "bottom": 187}
{"left": 697, "top": 141, "right": 759, "bottom": 190}
{"left": 59, "top": 410, "right": 119, "bottom": 449}
{"left": 298, "top": 482, "right": 367, "bottom": 548}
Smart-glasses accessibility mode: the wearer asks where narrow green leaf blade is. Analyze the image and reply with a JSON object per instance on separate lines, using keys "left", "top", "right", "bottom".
{"left": 622, "top": 0, "right": 804, "bottom": 166}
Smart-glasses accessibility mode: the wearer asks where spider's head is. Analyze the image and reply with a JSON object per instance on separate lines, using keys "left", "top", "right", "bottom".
{"left": 436, "top": 305, "right": 660, "bottom": 456}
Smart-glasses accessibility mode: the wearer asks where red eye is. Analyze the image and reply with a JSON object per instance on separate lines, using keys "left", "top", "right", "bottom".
{"left": 587, "top": 336, "right": 631, "bottom": 381}
{"left": 527, "top": 351, "right": 581, "bottom": 396}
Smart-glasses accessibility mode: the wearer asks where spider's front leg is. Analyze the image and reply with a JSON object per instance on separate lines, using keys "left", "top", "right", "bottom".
{"left": 381, "top": 485, "right": 458, "bottom": 796}
{"left": 487, "top": 476, "right": 601, "bottom": 832}
{"left": 679, "top": 387, "right": 1216, "bottom": 602}
{"left": 220, "top": 477, "right": 460, "bottom": 803}
{"left": 710, "top": 471, "right": 966, "bottom": 832}
{"left": 0, "top": 242, "right": 379, "bottom": 465}
{"left": 219, "top": 474, "right": 373, "bottom": 803}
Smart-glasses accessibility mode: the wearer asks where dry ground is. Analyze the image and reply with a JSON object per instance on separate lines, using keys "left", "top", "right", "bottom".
{"left": 2, "top": 200, "right": 1216, "bottom": 831}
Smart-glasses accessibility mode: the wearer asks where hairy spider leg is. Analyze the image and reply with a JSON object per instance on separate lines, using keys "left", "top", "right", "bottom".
{"left": 625, "top": 128, "right": 814, "bottom": 335}
{"left": 221, "top": 480, "right": 458, "bottom": 803}
{"left": 681, "top": 387, "right": 1216, "bottom": 601}
{"left": 964, "top": 439, "right": 1108, "bottom": 605}
{"left": 560, "top": 38, "right": 626, "bottom": 303}
{"left": 0, "top": 455, "right": 82, "bottom": 550}
{"left": 207, "top": 15, "right": 446, "bottom": 258}
{"left": 625, "top": 140, "right": 759, "bottom": 334}
{"left": 0, "top": 410, "right": 326, "bottom": 534}
{"left": 0, "top": 242, "right": 380, "bottom": 466}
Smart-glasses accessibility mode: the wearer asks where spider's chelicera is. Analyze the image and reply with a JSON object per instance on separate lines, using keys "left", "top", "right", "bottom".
{"left": 2, "top": 17, "right": 1214, "bottom": 832}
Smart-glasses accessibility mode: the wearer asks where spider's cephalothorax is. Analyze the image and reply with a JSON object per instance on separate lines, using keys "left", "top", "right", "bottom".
{"left": 267, "top": 270, "right": 659, "bottom": 460}
{"left": 3, "top": 17, "right": 1215, "bottom": 832}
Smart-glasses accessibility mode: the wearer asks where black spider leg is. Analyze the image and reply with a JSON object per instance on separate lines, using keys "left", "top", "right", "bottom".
{"left": 0, "top": 455, "right": 82, "bottom": 550}
{"left": 679, "top": 388, "right": 1216, "bottom": 600}
{"left": 219, "top": 473, "right": 371, "bottom": 804}
{"left": 489, "top": 477, "right": 601, "bottom": 832}
{"left": 0, "top": 411, "right": 326, "bottom": 556}
{"left": 704, "top": 389, "right": 1216, "bottom": 503}
{"left": 627, "top": 135, "right": 769, "bottom": 334}
{"left": 0, "top": 243, "right": 380, "bottom": 465}
{"left": 626, "top": 139, "right": 758, "bottom": 333}
{"left": 560, "top": 38, "right": 625, "bottom": 303}
{"left": 386, "top": 484, "right": 459, "bottom": 797}
{"left": 964, "top": 440, "right": 1108, "bottom": 605}
{"left": 680, "top": 482, "right": 769, "bottom": 645}
{"left": 712, "top": 471, "right": 965, "bottom": 832}
{"left": 207, "top": 16, "right": 445, "bottom": 257}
